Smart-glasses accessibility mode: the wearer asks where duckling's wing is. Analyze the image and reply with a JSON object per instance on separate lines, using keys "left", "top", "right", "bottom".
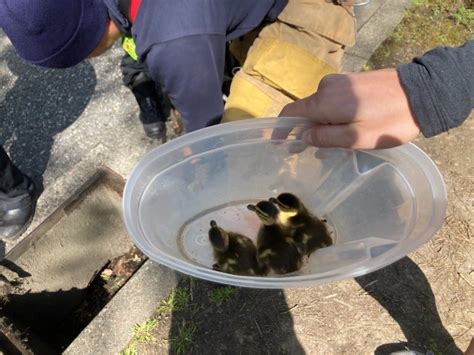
{"left": 301, "top": 219, "right": 333, "bottom": 252}
{"left": 263, "top": 240, "right": 302, "bottom": 274}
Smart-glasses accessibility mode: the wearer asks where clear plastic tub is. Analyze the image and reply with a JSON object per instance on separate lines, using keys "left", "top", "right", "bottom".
{"left": 123, "top": 118, "right": 447, "bottom": 288}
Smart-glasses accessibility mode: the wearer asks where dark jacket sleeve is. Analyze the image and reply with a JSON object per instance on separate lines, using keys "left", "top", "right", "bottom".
{"left": 397, "top": 40, "right": 473, "bottom": 137}
{"left": 144, "top": 34, "right": 226, "bottom": 132}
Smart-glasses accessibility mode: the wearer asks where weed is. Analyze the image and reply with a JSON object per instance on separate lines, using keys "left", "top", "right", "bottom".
{"left": 171, "top": 322, "right": 196, "bottom": 355}
{"left": 121, "top": 319, "right": 158, "bottom": 355}
{"left": 209, "top": 286, "right": 236, "bottom": 305}
{"left": 391, "top": 29, "right": 403, "bottom": 42}
{"left": 133, "top": 319, "right": 158, "bottom": 343}
{"left": 411, "top": 0, "right": 427, "bottom": 7}
{"left": 452, "top": 6, "right": 474, "bottom": 27}
{"left": 428, "top": 338, "right": 442, "bottom": 355}
{"left": 157, "top": 288, "right": 189, "bottom": 315}
{"left": 382, "top": 45, "right": 392, "bottom": 59}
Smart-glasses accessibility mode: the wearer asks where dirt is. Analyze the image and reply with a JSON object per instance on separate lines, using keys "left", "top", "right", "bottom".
{"left": 124, "top": 1, "right": 473, "bottom": 354}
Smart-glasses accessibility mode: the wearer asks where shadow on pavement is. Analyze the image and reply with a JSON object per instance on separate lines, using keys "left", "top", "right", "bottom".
{"left": 356, "top": 257, "right": 461, "bottom": 355}
{"left": 168, "top": 277, "right": 305, "bottom": 354}
{"left": 0, "top": 47, "right": 97, "bottom": 180}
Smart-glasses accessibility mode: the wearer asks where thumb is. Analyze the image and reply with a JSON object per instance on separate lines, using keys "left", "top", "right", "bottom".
{"left": 302, "top": 124, "right": 361, "bottom": 148}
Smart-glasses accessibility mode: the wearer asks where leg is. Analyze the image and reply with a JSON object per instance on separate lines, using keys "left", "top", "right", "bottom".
{"left": 120, "top": 54, "right": 171, "bottom": 139}
{"left": 0, "top": 146, "right": 36, "bottom": 240}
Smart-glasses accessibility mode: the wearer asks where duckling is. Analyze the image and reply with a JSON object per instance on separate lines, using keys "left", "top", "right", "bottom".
{"left": 247, "top": 201, "right": 303, "bottom": 275}
{"left": 269, "top": 193, "right": 332, "bottom": 256}
{"left": 208, "top": 220, "right": 263, "bottom": 276}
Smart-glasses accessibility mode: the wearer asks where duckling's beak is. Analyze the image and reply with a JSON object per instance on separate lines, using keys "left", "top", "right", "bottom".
{"left": 247, "top": 204, "right": 257, "bottom": 212}
{"left": 269, "top": 197, "right": 278, "bottom": 204}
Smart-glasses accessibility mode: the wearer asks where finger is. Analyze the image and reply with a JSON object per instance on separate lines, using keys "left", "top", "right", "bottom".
{"left": 270, "top": 124, "right": 294, "bottom": 141}
{"left": 303, "top": 124, "right": 415, "bottom": 149}
{"left": 287, "top": 128, "right": 309, "bottom": 154}
{"left": 279, "top": 80, "right": 350, "bottom": 126}
{"left": 272, "top": 100, "right": 311, "bottom": 141}
{"left": 279, "top": 95, "right": 315, "bottom": 119}
{"left": 301, "top": 125, "right": 363, "bottom": 149}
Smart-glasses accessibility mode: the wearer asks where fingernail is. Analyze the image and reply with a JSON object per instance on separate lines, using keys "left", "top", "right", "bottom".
{"left": 302, "top": 130, "right": 315, "bottom": 145}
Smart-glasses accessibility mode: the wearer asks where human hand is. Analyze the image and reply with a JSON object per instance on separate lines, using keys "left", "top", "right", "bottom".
{"left": 279, "top": 69, "right": 421, "bottom": 149}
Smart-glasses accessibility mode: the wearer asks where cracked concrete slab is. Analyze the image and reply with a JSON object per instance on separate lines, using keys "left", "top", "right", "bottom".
{"left": 64, "top": 260, "right": 178, "bottom": 355}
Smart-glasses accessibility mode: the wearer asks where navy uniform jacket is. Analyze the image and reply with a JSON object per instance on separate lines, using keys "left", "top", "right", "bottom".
{"left": 105, "top": 0, "right": 288, "bottom": 132}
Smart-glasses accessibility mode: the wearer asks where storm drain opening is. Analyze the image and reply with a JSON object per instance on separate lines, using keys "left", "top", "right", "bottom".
{"left": 0, "top": 168, "right": 146, "bottom": 353}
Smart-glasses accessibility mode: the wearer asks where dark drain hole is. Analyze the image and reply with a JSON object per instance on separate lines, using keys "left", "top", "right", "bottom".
{"left": 1, "top": 246, "right": 147, "bottom": 353}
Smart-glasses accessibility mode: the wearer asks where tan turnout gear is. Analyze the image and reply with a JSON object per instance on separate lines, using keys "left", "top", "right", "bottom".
{"left": 222, "top": 0, "right": 356, "bottom": 122}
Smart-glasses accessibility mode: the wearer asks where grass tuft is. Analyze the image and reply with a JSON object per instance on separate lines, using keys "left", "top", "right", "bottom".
{"left": 171, "top": 322, "right": 196, "bottom": 355}
{"left": 157, "top": 288, "right": 189, "bottom": 315}
{"left": 121, "top": 319, "right": 158, "bottom": 355}
{"left": 208, "top": 286, "right": 236, "bottom": 305}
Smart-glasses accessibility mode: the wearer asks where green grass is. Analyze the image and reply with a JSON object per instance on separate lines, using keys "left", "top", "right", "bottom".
{"left": 157, "top": 287, "right": 189, "bottom": 315}
{"left": 121, "top": 346, "right": 137, "bottom": 355}
{"left": 368, "top": 0, "right": 473, "bottom": 69}
{"left": 390, "top": 28, "right": 404, "bottom": 43}
{"left": 133, "top": 320, "right": 158, "bottom": 343}
{"left": 452, "top": 6, "right": 474, "bottom": 27}
{"left": 208, "top": 286, "right": 236, "bottom": 305}
{"left": 121, "top": 288, "right": 190, "bottom": 354}
{"left": 427, "top": 338, "right": 442, "bottom": 355}
{"left": 171, "top": 322, "right": 196, "bottom": 355}
{"left": 411, "top": 0, "right": 427, "bottom": 6}
{"left": 121, "top": 319, "right": 158, "bottom": 355}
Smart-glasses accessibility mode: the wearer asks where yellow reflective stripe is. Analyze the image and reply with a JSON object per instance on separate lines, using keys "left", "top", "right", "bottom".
{"left": 121, "top": 35, "right": 138, "bottom": 61}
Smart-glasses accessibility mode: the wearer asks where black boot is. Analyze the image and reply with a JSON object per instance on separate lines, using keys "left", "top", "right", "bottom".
{"left": 121, "top": 55, "right": 171, "bottom": 139}
{"left": 132, "top": 74, "right": 171, "bottom": 139}
{"left": 0, "top": 177, "right": 37, "bottom": 240}
{"left": 0, "top": 147, "right": 37, "bottom": 240}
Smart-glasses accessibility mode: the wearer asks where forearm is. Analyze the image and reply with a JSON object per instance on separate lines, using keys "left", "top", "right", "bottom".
{"left": 397, "top": 41, "right": 473, "bottom": 137}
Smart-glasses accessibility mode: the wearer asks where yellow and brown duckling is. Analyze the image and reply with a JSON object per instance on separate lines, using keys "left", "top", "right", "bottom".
{"left": 208, "top": 220, "right": 264, "bottom": 276}
{"left": 269, "top": 193, "right": 332, "bottom": 256}
{"left": 247, "top": 201, "right": 303, "bottom": 275}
